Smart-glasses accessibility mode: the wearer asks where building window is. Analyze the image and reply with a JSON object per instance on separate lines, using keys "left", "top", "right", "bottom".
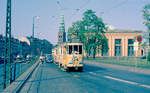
{"left": 128, "top": 39, "right": 134, "bottom": 56}
{"left": 102, "top": 45, "right": 108, "bottom": 56}
{"left": 102, "top": 39, "right": 108, "bottom": 56}
{"left": 115, "top": 39, "right": 121, "bottom": 56}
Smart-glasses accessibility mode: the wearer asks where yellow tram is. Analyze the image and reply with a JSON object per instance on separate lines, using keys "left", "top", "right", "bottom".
{"left": 53, "top": 43, "right": 83, "bottom": 71}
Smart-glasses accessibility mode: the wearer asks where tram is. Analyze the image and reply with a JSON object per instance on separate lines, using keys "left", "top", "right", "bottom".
{"left": 53, "top": 43, "right": 83, "bottom": 71}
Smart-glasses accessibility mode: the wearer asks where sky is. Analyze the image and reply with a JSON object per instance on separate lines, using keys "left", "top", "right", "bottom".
{"left": 0, "top": 0, "right": 150, "bottom": 44}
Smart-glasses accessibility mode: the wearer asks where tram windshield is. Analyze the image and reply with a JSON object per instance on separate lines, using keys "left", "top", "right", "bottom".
{"left": 67, "top": 45, "right": 82, "bottom": 55}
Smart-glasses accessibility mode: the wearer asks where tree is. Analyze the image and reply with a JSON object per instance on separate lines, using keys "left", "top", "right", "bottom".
{"left": 143, "top": 4, "right": 150, "bottom": 46}
{"left": 40, "top": 39, "right": 53, "bottom": 54}
{"left": 68, "top": 9, "right": 108, "bottom": 58}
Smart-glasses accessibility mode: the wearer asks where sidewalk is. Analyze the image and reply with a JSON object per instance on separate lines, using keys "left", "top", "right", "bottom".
{"left": 85, "top": 61, "right": 150, "bottom": 75}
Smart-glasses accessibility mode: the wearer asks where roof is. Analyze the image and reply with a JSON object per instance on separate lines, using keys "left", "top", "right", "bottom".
{"left": 105, "top": 29, "right": 143, "bottom": 33}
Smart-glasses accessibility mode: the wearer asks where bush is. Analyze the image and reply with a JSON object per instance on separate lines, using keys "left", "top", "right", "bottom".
{"left": 147, "top": 51, "right": 150, "bottom": 61}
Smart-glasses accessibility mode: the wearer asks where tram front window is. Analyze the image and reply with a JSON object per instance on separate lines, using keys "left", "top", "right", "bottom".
{"left": 79, "top": 45, "right": 82, "bottom": 54}
{"left": 74, "top": 45, "right": 78, "bottom": 54}
{"left": 67, "top": 45, "right": 82, "bottom": 55}
{"left": 69, "top": 45, "right": 72, "bottom": 54}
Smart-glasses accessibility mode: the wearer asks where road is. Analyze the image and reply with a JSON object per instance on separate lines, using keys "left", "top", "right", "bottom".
{"left": 20, "top": 62, "right": 150, "bottom": 93}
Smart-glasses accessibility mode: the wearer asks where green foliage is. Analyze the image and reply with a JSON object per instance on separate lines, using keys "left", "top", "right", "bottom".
{"left": 141, "top": 42, "right": 147, "bottom": 48}
{"left": 143, "top": 4, "right": 150, "bottom": 30}
{"left": 147, "top": 51, "right": 150, "bottom": 61}
{"left": 143, "top": 4, "right": 150, "bottom": 44}
{"left": 40, "top": 39, "right": 53, "bottom": 54}
{"left": 68, "top": 9, "right": 108, "bottom": 58}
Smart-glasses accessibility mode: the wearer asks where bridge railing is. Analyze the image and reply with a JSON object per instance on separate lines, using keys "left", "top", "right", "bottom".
{"left": 0, "top": 56, "right": 39, "bottom": 90}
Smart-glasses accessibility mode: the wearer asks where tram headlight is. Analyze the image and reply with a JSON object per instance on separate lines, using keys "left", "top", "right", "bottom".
{"left": 79, "top": 58, "right": 83, "bottom": 64}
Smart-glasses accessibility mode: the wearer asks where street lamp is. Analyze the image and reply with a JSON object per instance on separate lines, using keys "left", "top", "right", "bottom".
{"left": 32, "top": 16, "right": 40, "bottom": 38}
{"left": 31, "top": 16, "right": 40, "bottom": 56}
{"left": 37, "top": 32, "right": 43, "bottom": 56}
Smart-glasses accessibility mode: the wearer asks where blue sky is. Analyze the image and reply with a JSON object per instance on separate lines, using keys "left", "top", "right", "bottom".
{"left": 0, "top": 0, "right": 150, "bottom": 44}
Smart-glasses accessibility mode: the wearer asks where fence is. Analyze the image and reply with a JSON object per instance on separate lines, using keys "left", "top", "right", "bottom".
{"left": 0, "top": 57, "right": 39, "bottom": 90}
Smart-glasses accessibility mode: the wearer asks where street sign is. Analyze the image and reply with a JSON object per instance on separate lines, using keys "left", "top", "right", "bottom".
{"left": 134, "top": 42, "right": 138, "bottom": 51}
{"left": 136, "top": 36, "right": 142, "bottom": 43}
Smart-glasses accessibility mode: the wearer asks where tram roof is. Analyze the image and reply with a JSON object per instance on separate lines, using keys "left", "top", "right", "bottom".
{"left": 63, "top": 42, "right": 83, "bottom": 46}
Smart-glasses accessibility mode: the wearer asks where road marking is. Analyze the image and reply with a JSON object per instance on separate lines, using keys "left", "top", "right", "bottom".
{"left": 104, "top": 76, "right": 138, "bottom": 85}
{"left": 104, "top": 75, "right": 150, "bottom": 89}
{"left": 89, "top": 72, "right": 97, "bottom": 75}
{"left": 140, "top": 84, "right": 150, "bottom": 88}
{"left": 88, "top": 71, "right": 150, "bottom": 89}
{"left": 73, "top": 75, "right": 79, "bottom": 78}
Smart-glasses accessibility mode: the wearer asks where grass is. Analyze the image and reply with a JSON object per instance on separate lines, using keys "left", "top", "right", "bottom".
{"left": 84, "top": 57, "right": 150, "bottom": 69}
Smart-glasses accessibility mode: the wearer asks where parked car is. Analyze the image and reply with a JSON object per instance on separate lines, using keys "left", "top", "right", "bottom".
{"left": 26, "top": 55, "right": 32, "bottom": 63}
{"left": 45, "top": 54, "right": 53, "bottom": 63}
{"left": 14, "top": 55, "right": 25, "bottom": 63}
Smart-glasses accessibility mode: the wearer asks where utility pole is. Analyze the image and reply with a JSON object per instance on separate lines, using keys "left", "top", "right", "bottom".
{"left": 2, "top": 0, "right": 12, "bottom": 89}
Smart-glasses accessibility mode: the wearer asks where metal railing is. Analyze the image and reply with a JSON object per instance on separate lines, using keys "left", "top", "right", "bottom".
{"left": 0, "top": 57, "right": 39, "bottom": 90}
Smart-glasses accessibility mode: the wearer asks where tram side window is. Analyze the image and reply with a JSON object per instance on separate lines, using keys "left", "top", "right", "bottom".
{"left": 56, "top": 50, "right": 58, "bottom": 55}
{"left": 79, "top": 45, "right": 82, "bottom": 54}
{"left": 61, "top": 48, "right": 62, "bottom": 54}
{"left": 66, "top": 46, "right": 69, "bottom": 54}
{"left": 69, "top": 45, "right": 72, "bottom": 54}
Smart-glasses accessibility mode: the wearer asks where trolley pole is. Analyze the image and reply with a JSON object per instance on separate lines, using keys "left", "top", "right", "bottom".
{"left": 2, "top": 0, "right": 12, "bottom": 89}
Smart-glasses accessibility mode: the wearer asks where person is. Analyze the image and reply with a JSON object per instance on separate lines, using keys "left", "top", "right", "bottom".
{"left": 40, "top": 59, "right": 43, "bottom": 64}
{"left": 40, "top": 56, "right": 43, "bottom": 64}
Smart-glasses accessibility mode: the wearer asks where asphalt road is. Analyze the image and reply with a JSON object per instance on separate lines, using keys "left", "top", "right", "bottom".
{"left": 20, "top": 62, "right": 150, "bottom": 93}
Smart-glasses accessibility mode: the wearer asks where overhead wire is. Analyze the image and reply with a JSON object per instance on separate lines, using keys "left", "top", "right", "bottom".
{"left": 68, "top": 0, "right": 91, "bottom": 21}
{"left": 68, "top": 0, "right": 129, "bottom": 21}
{"left": 100, "top": 0, "right": 129, "bottom": 16}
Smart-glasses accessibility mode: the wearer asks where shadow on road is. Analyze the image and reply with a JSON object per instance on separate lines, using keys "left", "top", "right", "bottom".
{"left": 83, "top": 64, "right": 106, "bottom": 72}
{"left": 40, "top": 62, "right": 107, "bottom": 74}
{"left": 28, "top": 75, "right": 69, "bottom": 83}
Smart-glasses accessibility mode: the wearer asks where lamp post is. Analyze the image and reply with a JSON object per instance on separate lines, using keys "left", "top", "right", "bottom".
{"left": 32, "top": 16, "right": 40, "bottom": 38}
{"left": 37, "top": 32, "right": 42, "bottom": 56}
{"left": 31, "top": 16, "right": 40, "bottom": 56}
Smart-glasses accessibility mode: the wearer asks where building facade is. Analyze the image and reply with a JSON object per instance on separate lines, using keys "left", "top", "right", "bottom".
{"left": 0, "top": 35, "right": 31, "bottom": 58}
{"left": 67, "top": 29, "right": 143, "bottom": 57}
{"left": 0, "top": 35, "right": 20, "bottom": 58}
{"left": 95, "top": 30, "right": 142, "bottom": 57}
